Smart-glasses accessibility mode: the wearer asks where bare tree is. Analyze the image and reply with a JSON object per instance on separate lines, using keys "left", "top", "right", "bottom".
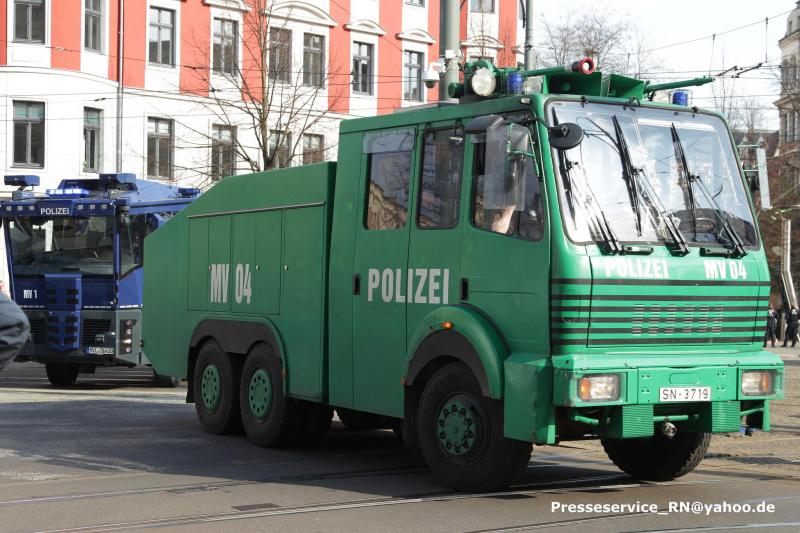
{"left": 537, "top": 6, "right": 654, "bottom": 74}
{"left": 174, "top": 0, "right": 339, "bottom": 188}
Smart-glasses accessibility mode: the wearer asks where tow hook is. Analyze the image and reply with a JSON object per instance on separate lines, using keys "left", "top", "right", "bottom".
{"left": 660, "top": 421, "right": 678, "bottom": 439}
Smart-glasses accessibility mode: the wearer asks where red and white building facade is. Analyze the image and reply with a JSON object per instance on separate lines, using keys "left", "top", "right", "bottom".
{"left": 0, "top": 0, "right": 526, "bottom": 191}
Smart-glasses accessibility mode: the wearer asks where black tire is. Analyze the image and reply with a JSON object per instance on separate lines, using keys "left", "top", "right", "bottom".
{"left": 337, "top": 408, "right": 387, "bottom": 431}
{"left": 152, "top": 370, "right": 181, "bottom": 388}
{"left": 601, "top": 431, "right": 711, "bottom": 481}
{"left": 45, "top": 363, "right": 79, "bottom": 387}
{"left": 192, "top": 340, "right": 243, "bottom": 435}
{"left": 417, "top": 362, "right": 532, "bottom": 492}
{"left": 240, "top": 343, "right": 305, "bottom": 447}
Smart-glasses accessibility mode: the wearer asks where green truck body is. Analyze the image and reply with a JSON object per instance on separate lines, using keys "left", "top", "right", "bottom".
{"left": 143, "top": 68, "right": 784, "bottom": 490}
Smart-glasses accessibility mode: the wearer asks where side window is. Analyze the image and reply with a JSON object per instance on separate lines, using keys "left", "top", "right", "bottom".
{"left": 119, "top": 215, "right": 148, "bottom": 277}
{"left": 364, "top": 130, "right": 414, "bottom": 230}
{"left": 471, "top": 124, "right": 543, "bottom": 241}
{"left": 418, "top": 128, "right": 464, "bottom": 228}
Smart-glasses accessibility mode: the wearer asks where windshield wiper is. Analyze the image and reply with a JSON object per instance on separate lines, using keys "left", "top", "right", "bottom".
{"left": 611, "top": 116, "right": 643, "bottom": 236}
{"left": 612, "top": 116, "right": 689, "bottom": 255}
{"left": 553, "top": 113, "right": 621, "bottom": 254}
{"left": 670, "top": 124, "right": 747, "bottom": 257}
{"left": 670, "top": 124, "right": 698, "bottom": 240}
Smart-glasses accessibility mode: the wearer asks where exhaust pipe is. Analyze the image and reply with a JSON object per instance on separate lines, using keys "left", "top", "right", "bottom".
{"left": 660, "top": 421, "right": 678, "bottom": 439}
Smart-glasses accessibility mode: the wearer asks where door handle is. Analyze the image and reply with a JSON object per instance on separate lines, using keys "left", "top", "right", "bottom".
{"left": 353, "top": 274, "right": 361, "bottom": 295}
{"left": 460, "top": 277, "right": 469, "bottom": 301}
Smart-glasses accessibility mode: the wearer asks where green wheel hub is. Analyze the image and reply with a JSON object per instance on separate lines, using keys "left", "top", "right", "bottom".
{"left": 437, "top": 399, "right": 478, "bottom": 456}
{"left": 248, "top": 368, "right": 272, "bottom": 421}
{"left": 200, "top": 364, "right": 221, "bottom": 412}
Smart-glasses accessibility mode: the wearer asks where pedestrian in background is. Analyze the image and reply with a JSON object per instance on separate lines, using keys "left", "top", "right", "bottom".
{"left": 0, "top": 291, "right": 30, "bottom": 371}
{"left": 765, "top": 308, "right": 778, "bottom": 348}
{"left": 783, "top": 307, "right": 799, "bottom": 348}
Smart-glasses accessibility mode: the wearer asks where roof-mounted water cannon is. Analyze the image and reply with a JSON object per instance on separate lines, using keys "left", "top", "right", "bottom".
{"left": 521, "top": 57, "right": 596, "bottom": 78}
{"left": 5, "top": 175, "right": 40, "bottom": 201}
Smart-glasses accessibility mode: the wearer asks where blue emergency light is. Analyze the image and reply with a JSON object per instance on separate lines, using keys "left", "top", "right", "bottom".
{"left": 4, "top": 175, "right": 40, "bottom": 188}
{"left": 46, "top": 188, "right": 90, "bottom": 198}
{"left": 179, "top": 187, "right": 201, "bottom": 197}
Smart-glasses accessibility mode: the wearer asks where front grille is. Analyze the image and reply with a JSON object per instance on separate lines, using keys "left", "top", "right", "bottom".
{"left": 82, "top": 319, "right": 112, "bottom": 345}
{"left": 28, "top": 317, "right": 47, "bottom": 344}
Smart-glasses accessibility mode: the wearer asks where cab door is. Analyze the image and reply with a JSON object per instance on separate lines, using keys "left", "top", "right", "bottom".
{"left": 352, "top": 128, "right": 418, "bottom": 417}
{"left": 406, "top": 124, "right": 465, "bottom": 350}
{"left": 460, "top": 119, "right": 550, "bottom": 354}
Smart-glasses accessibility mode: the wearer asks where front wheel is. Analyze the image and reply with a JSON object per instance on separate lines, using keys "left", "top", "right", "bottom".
{"left": 45, "top": 363, "right": 79, "bottom": 387}
{"left": 601, "top": 431, "right": 711, "bottom": 481}
{"left": 417, "top": 363, "right": 531, "bottom": 492}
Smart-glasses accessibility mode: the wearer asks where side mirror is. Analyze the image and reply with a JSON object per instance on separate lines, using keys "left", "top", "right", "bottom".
{"left": 547, "top": 123, "right": 584, "bottom": 150}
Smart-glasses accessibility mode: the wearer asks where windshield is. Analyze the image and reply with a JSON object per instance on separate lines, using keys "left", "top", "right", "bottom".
{"left": 550, "top": 101, "right": 757, "bottom": 247}
{"left": 8, "top": 216, "right": 114, "bottom": 276}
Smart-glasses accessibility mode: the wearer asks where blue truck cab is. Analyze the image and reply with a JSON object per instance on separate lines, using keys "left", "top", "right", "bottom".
{"left": 0, "top": 173, "right": 199, "bottom": 386}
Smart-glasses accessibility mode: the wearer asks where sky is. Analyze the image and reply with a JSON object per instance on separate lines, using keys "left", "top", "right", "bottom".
{"left": 532, "top": 0, "right": 791, "bottom": 129}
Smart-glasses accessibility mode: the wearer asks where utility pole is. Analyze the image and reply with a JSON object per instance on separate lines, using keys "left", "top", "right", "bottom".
{"left": 524, "top": 0, "right": 535, "bottom": 69}
{"left": 439, "top": 0, "right": 460, "bottom": 101}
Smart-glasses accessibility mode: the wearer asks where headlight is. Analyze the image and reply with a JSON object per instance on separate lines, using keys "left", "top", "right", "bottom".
{"left": 741, "top": 370, "right": 776, "bottom": 396}
{"left": 471, "top": 68, "right": 496, "bottom": 96}
{"left": 577, "top": 374, "right": 620, "bottom": 402}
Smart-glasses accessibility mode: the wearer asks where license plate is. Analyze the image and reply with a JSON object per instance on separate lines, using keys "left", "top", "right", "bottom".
{"left": 85, "top": 347, "right": 114, "bottom": 356}
{"left": 659, "top": 386, "right": 711, "bottom": 402}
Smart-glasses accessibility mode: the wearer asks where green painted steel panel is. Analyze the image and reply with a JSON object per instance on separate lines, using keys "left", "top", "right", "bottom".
{"left": 281, "top": 207, "right": 326, "bottom": 400}
{"left": 607, "top": 404, "right": 654, "bottom": 439}
{"left": 231, "top": 213, "right": 257, "bottom": 315}
{"left": 208, "top": 216, "right": 231, "bottom": 313}
{"left": 254, "top": 210, "right": 282, "bottom": 316}
{"left": 187, "top": 218, "right": 209, "bottom": 312}
{"left": 503, "top": 353, "right": 555, "bottom": 444}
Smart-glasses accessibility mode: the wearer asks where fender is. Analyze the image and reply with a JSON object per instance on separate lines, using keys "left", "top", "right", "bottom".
{"left": 405, "top": 306, "right": 508, "bottom": 399}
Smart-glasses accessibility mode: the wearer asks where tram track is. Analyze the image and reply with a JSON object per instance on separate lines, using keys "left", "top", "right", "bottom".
{"left": 33, "top": 476, "right": 736, "bottom": 533}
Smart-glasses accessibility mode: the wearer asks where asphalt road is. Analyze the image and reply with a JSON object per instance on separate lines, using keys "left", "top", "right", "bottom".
{"left": 0, "top": 355, "right": 798, "bottom": 533}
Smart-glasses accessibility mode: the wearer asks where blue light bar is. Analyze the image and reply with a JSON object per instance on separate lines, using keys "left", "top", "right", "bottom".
{"left": 4, "top": 175, "right": 40, "bottom": 187}
{"left": 179, "top": 187, "right": 201, "bottom": 198}
{"left": 46, "top": 188, "right": 90, "bottom": 198}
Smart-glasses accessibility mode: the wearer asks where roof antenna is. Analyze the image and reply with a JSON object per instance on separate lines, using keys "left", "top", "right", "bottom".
{"left": 708, "top": 33, "right": 716, "bottom": 77}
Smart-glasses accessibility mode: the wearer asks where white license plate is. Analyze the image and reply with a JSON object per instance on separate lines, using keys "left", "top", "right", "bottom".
{"left": 659, "top": 386, "right": 711, "bottom": 402}
{"left": 85, "top": 347, "right": 114, "bottom": 356}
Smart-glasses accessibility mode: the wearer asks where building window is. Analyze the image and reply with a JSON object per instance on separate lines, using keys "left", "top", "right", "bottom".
{"left": 303, "top": 134, "right": 324, "bottom": 164}
{"left": 83, "top": 108, "right": 102, "bottom": 173}
{"left": 303, "top": 34, "right": 325, "bottom": 87}
{"left": 85, "top": 0, "right": 102, "bottom": 51}
{"left": 406, "top": 0, "right": 424, "bottom": 6}
{"left": 403, "top": 51, "right": 424, "bottom": 101}
{"left": 352, "top": 42, "right": 374, "bottom": 95}
{"left": 147, "top": 118, "right": 173, "bottom": 179}
{"left": 269, "top": 28, "right": 291, "bottom": 83}
{"left": 470, "top": 0, "right": 494, "bottom": 12}
{"left": 213, "top": 18, "right": 237, "bottom": 75}
{"left": 13, "top": 101, "right": 45, "bottom": 167}
{"left": 14, "top": 0, "right": 45, "bottom": 43}
{"left": 211, "top": 125, "right": 235, "bottom": 181}
{"left": 268, "top": 130, "right": 291, "bottom": 169}
{"left": 148, "top": 7, "right": 175, "bottom": 66}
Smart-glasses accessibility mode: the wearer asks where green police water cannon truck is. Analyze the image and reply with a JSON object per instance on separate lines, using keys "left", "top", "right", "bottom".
{"left": 143, "top": 58, "right": 783, "bottom": 491}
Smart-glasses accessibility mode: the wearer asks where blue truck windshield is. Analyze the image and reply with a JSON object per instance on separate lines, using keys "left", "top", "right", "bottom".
{"left": 550, "top": 101, "right": 758, "bottom": 247}
{"left": 8, "top": 216, "right": 114, "bottom": 276}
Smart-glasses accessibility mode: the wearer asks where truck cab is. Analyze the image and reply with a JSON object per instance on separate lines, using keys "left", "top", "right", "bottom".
{"left": 143, "top": 61, "right": 783, "bottom": 491}
{"left": 1, "top": 173, "right": 198, "bottom": 386}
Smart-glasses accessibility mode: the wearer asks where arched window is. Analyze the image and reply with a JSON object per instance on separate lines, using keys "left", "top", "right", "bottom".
{"left": 789, "top": 112, "right": 795, "bottom": 143}
{"left": 783, "top": 60, "right": 790, "bottom": 87}
{"left": 794, "top": 56, "right": 799, "bottom": 87}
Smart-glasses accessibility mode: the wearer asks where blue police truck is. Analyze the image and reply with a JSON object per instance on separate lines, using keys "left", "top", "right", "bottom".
{"left": 0, "top": 173, "right": 199, "bottom": 386}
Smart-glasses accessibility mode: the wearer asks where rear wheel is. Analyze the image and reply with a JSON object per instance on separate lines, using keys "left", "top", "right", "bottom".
{"left": 417, "top": 362, "right": 531, "bottom": 492}
{"left": 45, "top": 363, "right": 79, "bottom": 387}
{"left": 601, "top": 431, "right": 711, "bottom": 481}
{"left": 192, "top": 341, "right": 242, "bottom": 434}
